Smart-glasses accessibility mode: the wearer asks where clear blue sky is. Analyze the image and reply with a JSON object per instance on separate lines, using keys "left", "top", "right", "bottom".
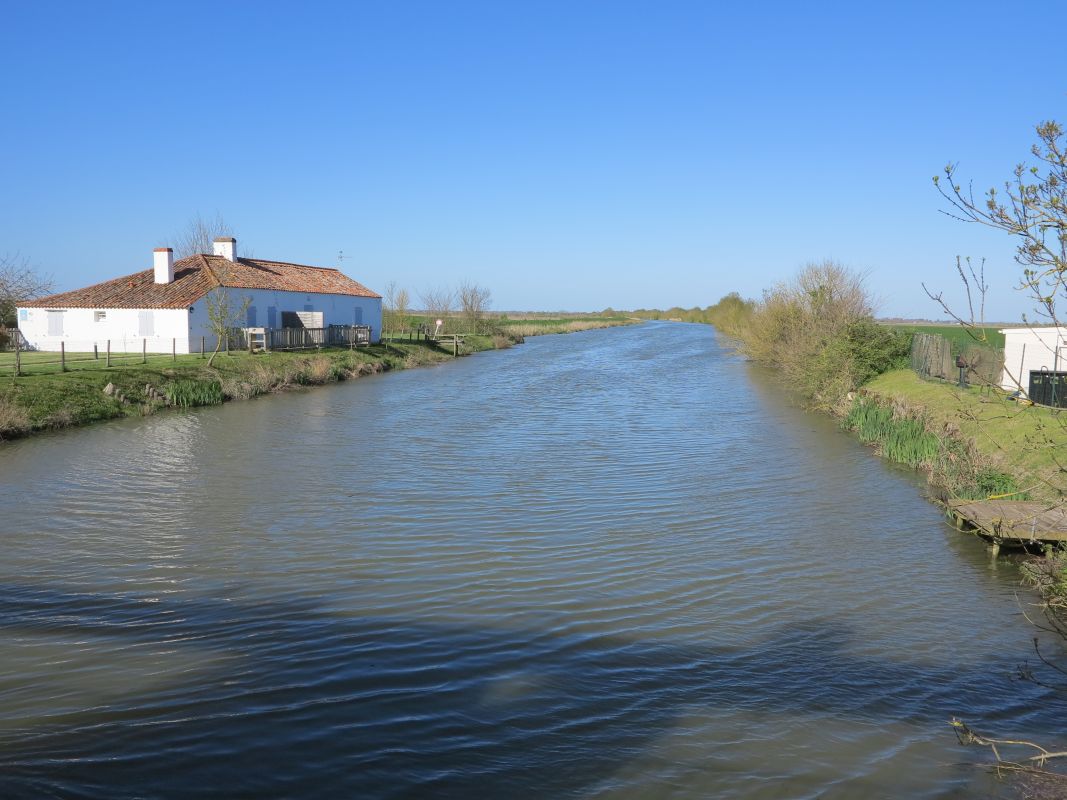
{"left": 2, "top": 0, "right": 1064, "bottom": 321}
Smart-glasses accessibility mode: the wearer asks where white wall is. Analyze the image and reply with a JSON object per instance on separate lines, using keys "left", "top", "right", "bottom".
{"left": 16, "top": 306, "right": 191, "bottom": 354}
{"left": 18, "top": 290, "right": 382, "bottom": 355}
{"left": 188, "top": 288, "right": 383, "bottom": 350}
{"left": 1000, "top": 327, "right": 1067, "bottom": 393}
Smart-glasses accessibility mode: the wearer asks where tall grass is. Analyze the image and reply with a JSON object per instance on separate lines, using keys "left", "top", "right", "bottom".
{"left": 164, "top": 379, "right": 224, "bottom": 407}
{"left": 0, "top": 397, "right": 30, "bottom": 439}
{"left": 843, "top": 397, "right": 939, "bottom": 467}
{"left": 843, "top": 395, "right": 1027, "bottom": 499}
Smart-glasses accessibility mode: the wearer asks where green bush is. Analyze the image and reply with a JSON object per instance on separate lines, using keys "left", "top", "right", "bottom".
{"left": 703, "top": 265, "right": 914, "bottom": 407}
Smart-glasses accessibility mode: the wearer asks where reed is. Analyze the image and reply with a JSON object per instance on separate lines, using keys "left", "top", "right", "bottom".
{"left": 844, "top": 395, "right": 1027, "bottom": 500}
{"left": 843, "top": 398, "right": 939, "bottom": 468}
{"left": 164, "top": 379, "right": 224, "bottom": 407}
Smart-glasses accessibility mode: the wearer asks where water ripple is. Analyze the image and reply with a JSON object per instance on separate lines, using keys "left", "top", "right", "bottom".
{"left": 0, "top": 322, "right": 1062, "bottom": 798}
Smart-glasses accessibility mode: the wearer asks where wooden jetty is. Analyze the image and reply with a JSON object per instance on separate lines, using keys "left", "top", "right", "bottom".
{"left": 947, "top": 499, "right": 1067, "bottom": 555}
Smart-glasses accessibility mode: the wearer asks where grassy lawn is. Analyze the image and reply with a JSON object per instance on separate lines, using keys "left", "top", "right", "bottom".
{"left": 890, "top": 323, "right": 1006, "bottom": 351}
{"left": 0, "top": 349, "right": 224, "bottom": 376}
{"left": 864, "top": 368, "right": 1067, "bottom": 500}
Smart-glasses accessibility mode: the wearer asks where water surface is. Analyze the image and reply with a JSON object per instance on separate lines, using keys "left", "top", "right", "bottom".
{"left": 0, "top": 322, "right": 1060, "bottom": 798}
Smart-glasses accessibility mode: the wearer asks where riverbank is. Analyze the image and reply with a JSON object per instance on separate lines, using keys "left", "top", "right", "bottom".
{"left": 849, "top": 368, "right": 1066, "bottom": 502}
{"left": 0, "top": 335, "right": 506, "bottom": 442}
{"left": 851, "top": 369, "right": 1067, "bottom": 610}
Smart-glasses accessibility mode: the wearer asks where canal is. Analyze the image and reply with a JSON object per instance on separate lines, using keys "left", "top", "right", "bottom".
{"left": 0, "top": 321, "right": 1061, "bottom": 798}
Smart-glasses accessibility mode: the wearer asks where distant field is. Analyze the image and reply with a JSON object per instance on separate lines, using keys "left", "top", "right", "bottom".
{"left": 890, "top": 323, "right": 1005, "bottom": 351}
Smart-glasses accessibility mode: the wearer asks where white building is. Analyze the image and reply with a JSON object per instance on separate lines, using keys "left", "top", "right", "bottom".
{"left": 17, "top": 237, "right": 382, "bottom": 354}
{"left": 1000, "top": 326, "right": 1067, "bottom": 396}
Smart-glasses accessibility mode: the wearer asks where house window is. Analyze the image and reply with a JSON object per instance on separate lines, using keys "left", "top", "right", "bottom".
{"left": 47, "top": 310, "right": 65, "bottom": 336}
{"left": 138, "top": 310, "right": 154, "bottom": 337}
{"left": 267, "top": 306, "right": 277, "bottom": 329}
{"left": 246, "top": 306, "right": 258, "bottom": 327}
{"left": 353, "top": 306, "right": 363, "bottom": 324}
{"left": 94, "top": 311, "right": 107, "bottom": 322}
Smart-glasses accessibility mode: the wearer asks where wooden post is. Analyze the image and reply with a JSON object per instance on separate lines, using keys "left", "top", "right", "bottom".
{"left": 248, "top": 332, "right": 253, "bottom": 354}
{"left": 94, "top": 343, "right": 98, "bottom": 360}
{"left": 453, "top": 336, "right": 458, "bottom": 357}
{"left": 172, "top": 337, "right": 176, "bottom": 361}
{"left": 201, "top": 336, "right": 206, "bottom": 358}
{"left": 106, "top": 340, "right": 111, "bottom": 367}
{"left": 60, "top": 341, "right": 66, "bottom": 371}
{"left": 142, "top": 338, "right": 147, "bottom": 364}
{"left": 13, "top": 335, "right": 20, "bottom": 378}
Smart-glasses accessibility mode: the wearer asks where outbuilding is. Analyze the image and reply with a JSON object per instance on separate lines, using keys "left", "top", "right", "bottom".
{"left": 17, "top": 237, "right": 382, "bottom": 354}
{"left": 1000, "top": 325, "right": 1067, "bottom": 405}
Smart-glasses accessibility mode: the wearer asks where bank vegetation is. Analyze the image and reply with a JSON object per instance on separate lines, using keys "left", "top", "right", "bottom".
{"left": 694, "top": 261, "right": 1032, "bottom": 503}
{"left": 0, "top": 337, "right": 511, "bottom": 442}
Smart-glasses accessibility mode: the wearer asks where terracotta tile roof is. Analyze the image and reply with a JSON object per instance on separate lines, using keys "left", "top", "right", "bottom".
{"left": 21, "top": 255, "right": 382, "bottom": 309}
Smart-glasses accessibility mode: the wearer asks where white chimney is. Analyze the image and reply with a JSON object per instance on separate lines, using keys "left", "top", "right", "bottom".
{"left": 213, "top": 236, "right": 237, "bottom": 261}
{"left": 153, "top": 247, "right": 174, "bottom": 284}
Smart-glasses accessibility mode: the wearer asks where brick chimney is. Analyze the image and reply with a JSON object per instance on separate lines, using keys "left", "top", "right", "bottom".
{"left": 153, "top": 247, "right": 174, "bottom": 284}
{"left": 213, "top": 236, "right": 237, "bottom": 261}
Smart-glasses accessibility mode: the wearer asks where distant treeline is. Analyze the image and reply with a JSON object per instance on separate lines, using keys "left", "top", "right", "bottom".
{"left": 617, "top": 306, "right": 720, "bottom": 324}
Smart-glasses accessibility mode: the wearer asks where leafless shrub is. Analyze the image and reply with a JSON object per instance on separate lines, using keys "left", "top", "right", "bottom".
{"left": 170, "top": 212, "right": 234, "bottom": 260}
{"left": 1, "top": 253, "right": 53, "bottom": 326}
{"left": 383, "top": 282, "right": 412, "bottom": 334}
{"left": 305, "top": 355, "right": 333, "bottom": 384}
{"left": 220, "top": 378, "right": 256, "bottom": 400}
{"left": 458, "top": 281, "right": 492, "bottom": 333}
{"left": 419, "top": 286, "right": 456, "bottom": 332}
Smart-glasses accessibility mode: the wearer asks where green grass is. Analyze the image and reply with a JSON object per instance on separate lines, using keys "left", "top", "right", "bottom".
{"left": 862, "top": 369, "right": 1064, "bottom": 500}
{"left": 843, "top": 398, "right": 940, "bottom": 468}
{"left": 165, "top": 379, "right": 224, "bottom": 407}
{"left": 0, "top": 349, "right": 229, "bottom": 376}
{"left": 890, "top": 323, "right": 1005, "bottom": 351}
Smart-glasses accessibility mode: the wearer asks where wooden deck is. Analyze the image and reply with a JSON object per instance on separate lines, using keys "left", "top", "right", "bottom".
{"left": 947, "top": 500, "right": 1067, "bottom": 552}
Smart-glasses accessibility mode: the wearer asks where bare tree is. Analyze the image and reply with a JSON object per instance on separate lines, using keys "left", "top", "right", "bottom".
{"left": 394, "top": 286, "right": 410, "bottom": 332}
{"left": 0, "top": 253, "right": 53, "bottom": 326}
{"left": 419, "top": 286, "right": 456, "bottom": 334}
{"left": 934, "top": 118, "right": 1067, "bottom": 789}
{"left": 934, "top": 120, "right": 1067, "bottom": 327}
{"left": 458, "top": 281, "right": 492, "bottom": 334}
{"left": 205, "top": 282, "right": 251, "bottom": 368}
{"left": 382, "top": 281, "right": 398, "bottom": 334}
{"left": 171, "top": 213, "right": 235, "bottom": 260}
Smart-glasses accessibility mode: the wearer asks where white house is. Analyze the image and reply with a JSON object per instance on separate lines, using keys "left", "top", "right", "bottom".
{"left": 17, "top": 237, "right": 383, "bottom": 354}
{"left": 1000, "top": 325, "right": 1067, "bottom": 397}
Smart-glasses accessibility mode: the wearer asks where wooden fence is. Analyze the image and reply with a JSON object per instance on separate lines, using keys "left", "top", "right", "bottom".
{"left": 240, "top": 325, "right": 372, "bottom": 351}
{"left": 0, "top": 325, "right": 375, "bottom": 376}
{"left": 910, "top": 332, "right": 1004, "bottom": 386}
